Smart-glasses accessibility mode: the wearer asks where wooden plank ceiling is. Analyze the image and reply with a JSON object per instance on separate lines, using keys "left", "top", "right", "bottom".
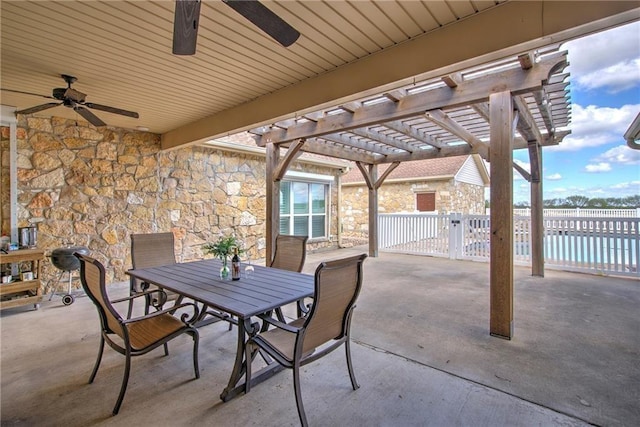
{"left": 0, "top": 0, "right": 507, "bottom": 133}
{"left": 251, "top": 45, "right": 571, "bottom": 164}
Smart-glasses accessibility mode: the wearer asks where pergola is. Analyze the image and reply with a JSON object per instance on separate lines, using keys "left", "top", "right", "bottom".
{"left": 253, "top": 44, "right": 571, "bottom": 339}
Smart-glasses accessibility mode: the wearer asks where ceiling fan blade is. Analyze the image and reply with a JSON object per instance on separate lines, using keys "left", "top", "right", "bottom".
{"left": 173, "top": 0, "right": 201, "bottom": 55}
{"left": 16, "top": 103, "right": 61, "bottom": 115}
{"left": 224, "top": 0, "right": 300, "bottom": 47}
{"left": 84, "top": 103, "right": 139, "bottom": 119}
{"left": 1, "top": 88, "right": 56, "bottom": 99}
{"left": 74, "top": 106, "right": 106, "bottom": 127}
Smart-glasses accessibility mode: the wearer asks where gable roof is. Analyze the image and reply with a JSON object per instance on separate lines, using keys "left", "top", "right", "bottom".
{"left": 342, "top": 155, "right": 487, "bottom": 185}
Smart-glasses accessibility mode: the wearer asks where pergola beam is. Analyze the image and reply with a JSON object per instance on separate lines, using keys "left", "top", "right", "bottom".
{"left": 376, "top": 144, "right": 473, "bottom": 164}
{"left": 350, "top": 127, "right": 416, "bottom": 153}
{"left": 513, "top": 95, "right": 544, "bottom": 145}
{"left": 317, "top": 133, "right": 397, "bottom": 155}
{"left": 383, "top": 120, "right": 444, "bottom": 149}
{"left": 424, "top": 109, "right": 490, "bottom": 159}
{"left": 273, "top": 139, "right": 305, "bottom": 181}
{"left": 513, "top": 162, "right": 531, "bottom": 182}
{"left": 255, "top": 54, "right": 565, "bottom": 147}
{"left": 293, "top": 138, "right": 379, "bottom": 163}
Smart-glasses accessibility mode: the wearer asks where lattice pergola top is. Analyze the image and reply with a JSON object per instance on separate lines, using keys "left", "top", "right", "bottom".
{"left": 251, "top": 44, "right": 571, "bottom": 166}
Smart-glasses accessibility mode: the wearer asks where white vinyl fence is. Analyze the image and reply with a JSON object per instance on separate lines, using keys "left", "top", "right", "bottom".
{"left": 507, "top": 208, "right": 639, "bottom": 218}
{"left": 379, "top": 213, "right": 639, "bottom": 278}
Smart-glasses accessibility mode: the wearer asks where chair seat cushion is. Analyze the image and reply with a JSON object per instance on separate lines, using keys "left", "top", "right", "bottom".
{"left": 126, "top": 314, "right": 185, "bottom": 350}
{"left": 258, "top": 318, "right": 307, "bottom": 361}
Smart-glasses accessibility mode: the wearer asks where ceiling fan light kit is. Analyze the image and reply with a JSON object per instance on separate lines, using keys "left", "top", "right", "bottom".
{"left": 173, "top": 0, "right": 300, "bottom": 55}
{"left": 1, "top": 74, "right": 139, "bottom": 127}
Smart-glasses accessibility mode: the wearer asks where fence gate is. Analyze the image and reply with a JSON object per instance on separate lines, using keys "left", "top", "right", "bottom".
{"left": 449, "top": 213, "right": 464, "bottom": 259}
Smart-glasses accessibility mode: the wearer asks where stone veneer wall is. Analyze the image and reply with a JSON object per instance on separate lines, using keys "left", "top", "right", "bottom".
{"left": 341, "top": 179, "right": 485, "bottom": 240}
{"left": 1, "top": 117, "right": 339, "bottom": 285}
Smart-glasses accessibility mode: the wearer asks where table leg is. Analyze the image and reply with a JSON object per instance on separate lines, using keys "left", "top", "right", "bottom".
{"left": 220, "top": 317, "right": 253, "bottom": 401}
{"left": 219, "top": 316, "right": 284, "bottom": 402}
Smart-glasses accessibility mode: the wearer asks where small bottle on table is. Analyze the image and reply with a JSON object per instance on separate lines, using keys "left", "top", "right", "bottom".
{"left": 231, "top": 247, "right": 241, "bottom": 281}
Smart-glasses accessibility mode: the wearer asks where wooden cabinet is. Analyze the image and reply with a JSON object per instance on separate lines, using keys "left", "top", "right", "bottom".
{"left": 0, "top": 249, "right": 44, "bottom": 310}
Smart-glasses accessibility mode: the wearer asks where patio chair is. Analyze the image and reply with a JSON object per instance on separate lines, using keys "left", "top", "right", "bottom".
{"left": 269, "top": 234, "right": 309, "bottom": 321}
{"left": 75, "top": 253, "right": 200, "bottom": 415}
{"left": 245, "top": 253, "right": 367, "bottom": 427}
{"left": 270, "top": 234, "right": 308, "bottom": 272}
{"left": 130, "top": 232, "right": 182, "bottom": 317}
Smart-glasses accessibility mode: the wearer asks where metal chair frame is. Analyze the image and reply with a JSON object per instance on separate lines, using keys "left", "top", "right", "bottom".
{"left": 246, "top": 253, "right": 367, "bottom": 426}
{"left": 76, "top": 253, "right": 200, "bottom": 415}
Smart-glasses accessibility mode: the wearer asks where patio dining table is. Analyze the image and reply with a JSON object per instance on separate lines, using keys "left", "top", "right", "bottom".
{"left": 126, "top": 258, "right": 314, "bottom": 401}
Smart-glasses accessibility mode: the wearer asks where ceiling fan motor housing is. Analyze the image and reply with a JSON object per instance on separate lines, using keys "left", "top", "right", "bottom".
{"left": 52, "top": 88, "right": 66, "bottom": 100}
{"left": 64, "top": 88, "right": 86, "bottom": 103}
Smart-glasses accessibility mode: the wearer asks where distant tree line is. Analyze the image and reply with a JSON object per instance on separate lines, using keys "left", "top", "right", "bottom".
{"left": 512, "top": 195, "right": 640, "bottom": 209}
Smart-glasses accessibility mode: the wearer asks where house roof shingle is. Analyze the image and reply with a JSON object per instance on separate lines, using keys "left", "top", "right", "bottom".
{"left": 341, "top": 155, "right": 471, "bottom": 184}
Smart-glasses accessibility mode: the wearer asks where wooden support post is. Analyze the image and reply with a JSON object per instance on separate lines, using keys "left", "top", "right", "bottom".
{"left": 489, "top": 91, "right": 514, "bottom": 340}
{"left": 265, "top": 143, "right": 280, "bottom": 265}
{"left": 530, "top": 142, "right": 544, "bottom": 277}
{"left": 368, "top": 164, "right": 379, "bottom": 257}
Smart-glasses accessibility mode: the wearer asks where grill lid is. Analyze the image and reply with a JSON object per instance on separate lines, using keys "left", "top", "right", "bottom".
{"left": 50, "top": 246, "right": 90, "bottom": 271}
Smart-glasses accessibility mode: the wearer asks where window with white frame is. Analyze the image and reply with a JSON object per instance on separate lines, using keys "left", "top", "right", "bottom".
{"left": 279, "top": 173, "right": 331, "bottom": 239}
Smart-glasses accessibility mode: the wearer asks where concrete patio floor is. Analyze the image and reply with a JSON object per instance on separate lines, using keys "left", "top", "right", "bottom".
{"left": 1, "top": 247, "right": 638, "bottom": 426}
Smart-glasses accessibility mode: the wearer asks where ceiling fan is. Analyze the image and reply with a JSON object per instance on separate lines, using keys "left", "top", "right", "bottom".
{"left": 173, "top": 0, "right": 300, "bottom": 55}
{"left": 1, "top": 74, "right": 139, "bottom": 127}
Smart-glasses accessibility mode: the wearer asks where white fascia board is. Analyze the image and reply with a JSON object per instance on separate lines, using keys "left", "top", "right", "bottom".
{"left": 284, "top": 170, "right": 335, "bottom": 183}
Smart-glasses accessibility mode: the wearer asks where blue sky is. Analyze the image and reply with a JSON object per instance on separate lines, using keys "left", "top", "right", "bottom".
{"left": 511, "top": 21, "right": 640, "bottom": 204}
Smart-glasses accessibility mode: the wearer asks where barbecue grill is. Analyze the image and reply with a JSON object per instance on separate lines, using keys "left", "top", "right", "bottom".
{"left": 48, "top": 246, "right": 90, "bottom": 305}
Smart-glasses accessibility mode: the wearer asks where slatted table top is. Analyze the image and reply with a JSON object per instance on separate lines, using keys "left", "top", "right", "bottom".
{"left": 127, "top": 258, "right": 314, "bottom": 319}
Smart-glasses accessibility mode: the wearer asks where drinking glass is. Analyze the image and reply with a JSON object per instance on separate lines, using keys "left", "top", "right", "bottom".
{"left": 244, "top": 257, "right": 255, "bottom": 278}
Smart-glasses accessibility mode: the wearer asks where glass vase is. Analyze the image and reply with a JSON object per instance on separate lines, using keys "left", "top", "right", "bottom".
{"left": 219, "top": 257, "right": 230, "bottom": 280}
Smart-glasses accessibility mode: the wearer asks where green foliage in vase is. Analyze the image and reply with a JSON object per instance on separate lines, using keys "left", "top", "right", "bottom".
{"left": 203, "top": 235, "right": 244, "bottom": 260}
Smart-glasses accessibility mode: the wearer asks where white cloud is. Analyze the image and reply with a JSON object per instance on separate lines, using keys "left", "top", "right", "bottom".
{"left": 545, "top": 181, "right": 640, "bottom": 200}
{"left": 563, "top": 22, "right": 640, "bottom": 93}
{"left": 610, "top": 180, "right": 640, "bottom": 190}
{"left": 575, "top": 59, "right": 640, "bottom": 94}
{"left": 546, "top": 173, "right": 562, "bottom": 180}
{"left": 584, "top": 162, "right": 612, "bottom": 172}
{"left": 547, "top": 187, "right": 568, "bottom": 195}
{"left": 549, "top": 104, "right": 640, "bottom": 152}
{"left": 595, "top": 145, "right": 640, "bottom": 166}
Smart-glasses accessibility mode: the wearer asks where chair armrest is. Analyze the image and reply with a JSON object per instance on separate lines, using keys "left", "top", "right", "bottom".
{"left": 297, "top": 297, "right": 313, "bottom": 315}
{"left": 257, "top": 313, "right": 301, "bottom": 333}
{"left": 122, "top": 301, "right": 200, "bottom": 326}
{"left": 112, "top": 288, "right": 166, "bottom": 304}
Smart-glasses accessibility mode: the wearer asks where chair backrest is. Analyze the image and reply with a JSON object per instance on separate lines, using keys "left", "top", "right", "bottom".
{"left": 75, "top": 253, "right": 123, "bottom": 337}
{"left": 270, "top": 234, "right": 308, "bottom": 272}
{"left": 301, "top": 254, "right": 367, "bottom": 353}
{"left": 131, "top": 232, "right": 176, "bottom": 269}
{"left": 130, "top": 232, "right": 176, "bottom": 292}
